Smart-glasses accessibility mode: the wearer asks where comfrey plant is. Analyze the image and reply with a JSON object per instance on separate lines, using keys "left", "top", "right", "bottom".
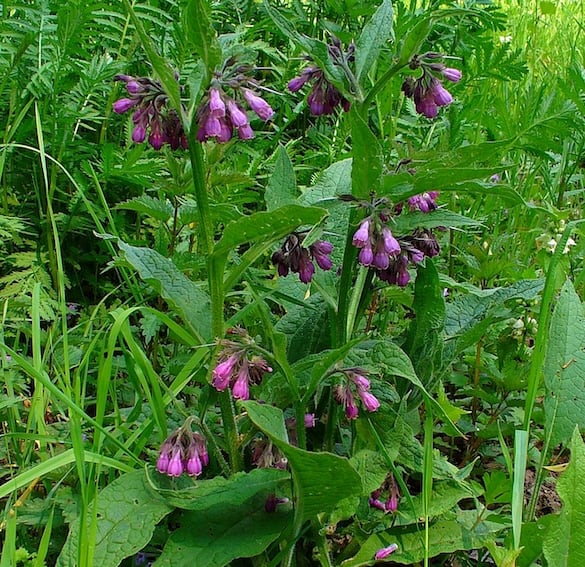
{"left": 349, "top": 193, "right": 440, "bottom": 286}
{"left": 61, "top": 3, "right": 518, "bottom": 567}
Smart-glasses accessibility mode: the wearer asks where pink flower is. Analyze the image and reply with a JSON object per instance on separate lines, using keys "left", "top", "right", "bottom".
{"left": 212, "top": 354, "right": 239, "bottom": 391}
{"left": 352, "top": 219, "right": 370, "bottom": 247}
{"left": 242, "top": 89, "right": 275, "bottom": 121}
{"left": 358, "top": 389, "right": 380, "bottom": 412}
{"left": 374, "top": 544, "right": 398, "bottom": 560}
{"left": 442, "top": 67, "right": 462, "bottom": 82}
{"left": 209, "top": 88, "right": 226, "bottom": 117}
{"left": 112, "top": 97, "right": 139, "bottom": 114}
{"left": 167, "top": 447, "right": 184, "bottom": 477}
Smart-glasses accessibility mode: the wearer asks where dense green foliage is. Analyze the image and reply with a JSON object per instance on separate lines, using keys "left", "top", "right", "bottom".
{"left": 1, "top": 0, "right": 585, "bottom": 566}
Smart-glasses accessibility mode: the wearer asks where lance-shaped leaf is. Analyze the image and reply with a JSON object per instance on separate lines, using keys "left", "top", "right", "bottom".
{"left": 355, "top": 0, "right": 394, "bottom": 82}
{"left": 183, "top": 0, "right": 222, "bottom": 75}
{"left": 543, "top": 429, "right": 585, "bottom": 566}
{"left": 117, "top": 240, "right": 211, "bottom": 342}
{"left": 544, "top": 280, "right": 585, "bottom": 447}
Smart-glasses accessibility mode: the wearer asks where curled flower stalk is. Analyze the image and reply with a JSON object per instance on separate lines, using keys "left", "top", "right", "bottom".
{"left": 196, "top": 58, "right": 275, "bottom": 143}
{"left": 349, "top": 192, "right": 441, "bottom": 287}
{"left": 113, "top": 74, "right": 187, "bottom": 150}
{"left": 288, "top": 37, "right": 355, "bottom": 115}
{"left": 401, "top": 52, "right": 462, "bottom": 118}
{"left": 212, "top": 330, "right": 273, "bottom": 401}
{"left": 156, "top": 419, "right": 209, "bottom": 478}
{"left": 272, "top": 233, "right": 334, "bottom": 283}
{"left": 333, "top": 369, "right": 380, "bottom": 420}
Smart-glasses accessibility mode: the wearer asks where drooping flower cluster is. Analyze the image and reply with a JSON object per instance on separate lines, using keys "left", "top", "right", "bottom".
{"left": 156, "top": 421, "right": 208, "bottom": 478}
{"left": 272, "top": 233, "right": 333, "bottom": 283}
{"left": 113, "top": 74, "right": 187, "bottom": 150}
{"left": 287, "top": 37, "right": 353, "bottom": 115}
{"left": 333, "top": 369, "right": 380, "bottom": 420}
{"left": 196, "top": 59, "right": 274, "bottom": 143}
{"left": 251, "top": 438, "right": 288, "bottom": 470}
{"left": 401, "top": 52, "right": 462, "bottom": 119}
{"left": 212, "top": 330, "right": 272, "bottom": 400}
{"left": 369, "top": 473, "right": 400, "bottom": 514}
{"left": 351, "top": 193, "right": 440, "bottom": 287}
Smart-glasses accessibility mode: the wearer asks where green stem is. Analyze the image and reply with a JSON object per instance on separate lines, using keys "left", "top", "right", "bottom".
{"left": 187, "top": 125, "right": 242, "bottom": 472}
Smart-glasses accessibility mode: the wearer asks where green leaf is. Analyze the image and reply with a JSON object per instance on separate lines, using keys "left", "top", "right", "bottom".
{"left": 544, "top": 280, "right": 585, "bottom": 447}
{"left": 148, "top": 467, "right": 290, "bottom": 511}
{"left": 393, "top": 209, "right": 482, "bottom": 233}
{"left": 155, "top": 498, "right": 291, "bottom": 567}
{"left": 242, "top": 401, "right": 363, "bottom": 528}
{"left": 57, "top": 471, "right": 173, "bottom": 567}
{"left": 396, "top": 16, "right": 433, "bottom": 66}
{"left": 241, "top": 401, "right": 289, "bottom": 444}
{"left": 265, "top": 145, "right": 297, "bottom": 211}
{"left": 543, "top": 429, "right": 585, "bottom": 566}
{"left": 350, "top": 109, "right": 383, "bottom": 198}
{"left": 183, "top": 0, "right": 222, "bottom": 75}
{"left": 355, "top": 0, "right": 394, "bottom": 82}
{"left": 404, "top": 260, "right": 445, "bottom": 392}
{"left": 117, "top": 240, "right": 211, "bottom": 342}
{"left": 300, "top": 159, "right": 353, "bottom": 205}
{"left": 116, "top": 195, "right": 173, "bottom": 222}
{"left": 212, "top": 204, "right": 328, "bottom": 258}
{"left": 445, "top": 279, "right": 544, "bottom": 337}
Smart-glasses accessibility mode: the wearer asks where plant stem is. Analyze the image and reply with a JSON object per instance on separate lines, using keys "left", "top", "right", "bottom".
{"left": 187, "top": 123, "right": 242, "bottom": 472}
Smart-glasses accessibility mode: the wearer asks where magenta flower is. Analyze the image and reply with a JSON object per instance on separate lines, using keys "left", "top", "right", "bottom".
{"left": 374, "top": 544, "right": 398, "bottom": 560}
{"left": 211, "top": 342, "right": 271, "bottom": 400}
{"left": 195, "top": 59, "right": 274, "bottom": 143}
{"left": 242, "top": 88, "right": 275, "bottom": 121}
{"left": 352, "top": 218, "right": 371, "bottom": 247}
{"left": 442, "top": 67, "right": 462, "bottom": 82}
{"left": 156, "top": 423, "right": 209, "bottom": 478}
{"left": 167, "top": 447, "right": 184, "bottom": 477}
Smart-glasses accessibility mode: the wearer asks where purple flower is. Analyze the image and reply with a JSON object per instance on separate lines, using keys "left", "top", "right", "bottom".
{"left": 242, "top": 88, "right": 275, "bottom": 121}
{"left": 374, "top": 544, "right": 398, "bottom": 560}
{"left": 227, "top": 99, "right": 249, "bottom": 128}
{"left": 442, "top": 67, "right": 462, "bottom": 82}
{"left": 113, "top": 97, "right": 139, "bottom": 114}
{"left": 237, "top": 124, "right": 255, "bottom": 140}
{"left": 265, "top": 494, "right": 290, "bottom": 513}
{"left": 212, "top": 353, "right": 239, "bottom": 391}
{"left": 401, "top": 54, "right": 460, "bottom": 118}
{"left": 112, "top": 74, "right": 187, "bottom": 150}
{"left": 358, "top": 389, "right": 380, "bottom": 412}
{"left": 369, "top": 497, "right": 386, "bottom": 511}
{"left": 156, "top": 424, "right": 209, "bottom": 478}
{"left": 272, "top": 234, "right": 333, "bottom": 283}
{"left": 352, "top": 219, "right": 370, "bottom": 247}
{"left": 304, "top": 413, "right": 316, "bottom": 428}
{"left": 431, "top": 79, "right": 453, "bottom": 106}
{"left": 381, "top": 227, "right": 401, "bottom": 255}
{"left": 167, "top": 447, "right": 184, "bottom": 477}
{"left": 232, "top": 364, "right": 251, "bottom": 400}
{"left": 287, "top": 41, "right": 352, "bottom": 116}
{"left": 209, "top": 88, "right": 226, "bottom": 117}
{"left": 359, "top": 245, "right": 374, "bottom": 266}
